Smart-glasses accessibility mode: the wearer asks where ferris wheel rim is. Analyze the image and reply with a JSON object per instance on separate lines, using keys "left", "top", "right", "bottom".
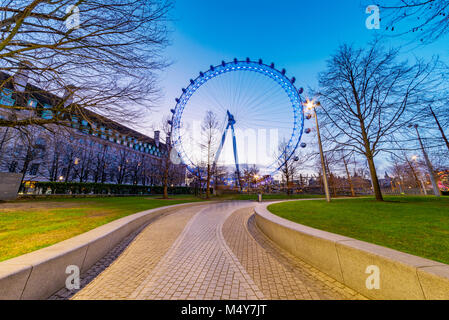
{"left": 170, "top": 58, "right": 305, "bottom": 176}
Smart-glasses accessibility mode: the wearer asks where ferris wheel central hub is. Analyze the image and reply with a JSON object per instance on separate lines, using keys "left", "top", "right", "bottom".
{"left": 226, "top": 110, "right": 236, "bottom": 126}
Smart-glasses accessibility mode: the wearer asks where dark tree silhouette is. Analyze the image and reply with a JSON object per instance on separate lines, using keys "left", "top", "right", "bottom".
{"left": 0, "top": 0, "right": 172, "bottom": 128}
{"left": 377, "top": 0, "right": 449, "bottom": 43}
{"left": 317, "top": 41, "right": 438, "bottom": 201}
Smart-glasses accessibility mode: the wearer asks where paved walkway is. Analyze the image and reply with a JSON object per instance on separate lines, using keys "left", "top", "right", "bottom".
{"left": 72, "top": 202, "right": 365, "bottom": 300}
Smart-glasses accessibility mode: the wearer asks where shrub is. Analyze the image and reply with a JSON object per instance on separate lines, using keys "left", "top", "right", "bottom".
{"left": 30, "top": 182, "right": 193, "bottom": 196}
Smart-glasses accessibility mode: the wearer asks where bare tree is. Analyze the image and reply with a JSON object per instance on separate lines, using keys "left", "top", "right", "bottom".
{"left": 10, "top": 125, "right": 47, "bottom": 187}
{"left": 317, "top": 41, "right": 438, "bottom": 201}
{"left": 74, "top": 139, "right": 95, "bottom": 183}
{"left": 277, "top": 141, "right": 303, "bottom": 195}
{"left": 158, "top": 116, "right": 175, "bottom": 199}
{"left": 116, "top": 147, "right": 131, "bottom": 185}
{"left": 211, "top": 164, "right": 228, "bottom": 195}
{"left": 341, "top": 151, "right": 356, "bottom": 197}
{"left": 376, "top": 0, "right": 449, "bottom": 44}
{"left": 0, "top": 1, "right": 172, "bottom": 129}
{"left": 242, "top": 165, "right": 259, "bottom": 193}
{"left": 200, "top": 110, "right": 219, "bottom": 199}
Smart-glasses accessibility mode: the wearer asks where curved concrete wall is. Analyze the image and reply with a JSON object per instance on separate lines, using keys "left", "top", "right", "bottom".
{"left": 255, "top": 203, "right": 449, "bottom": 300}
{"left": 0, "top": 202, "right": 210, "bottom": 300}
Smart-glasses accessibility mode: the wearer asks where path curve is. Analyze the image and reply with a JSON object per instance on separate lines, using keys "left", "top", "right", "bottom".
{"left": 72, "top": 201, "right": 365, "bottom": 300}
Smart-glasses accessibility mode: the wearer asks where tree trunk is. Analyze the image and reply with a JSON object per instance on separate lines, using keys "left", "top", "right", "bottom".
{"left": 0, "top": 127, "right": 10, "bottom": 164}
{"left": 366, "top": 155, "right": 383, "bottom": 201}
{"left": 206, "top": 164, "right": 211, "bottom": 199}
{"left": 324, "top": 157, "right": 337, "bottom": 197}
{"left": 65, "top": 159, "right": 73, "bottom": 183}
{"left": 163, "top": 160, "right": 169, "bottom": 199}
{"left": 359, "top": 114, "right": 383, "bottom": 201}
{"left": 19, "top": 150, "right": 32, "bottom": 192}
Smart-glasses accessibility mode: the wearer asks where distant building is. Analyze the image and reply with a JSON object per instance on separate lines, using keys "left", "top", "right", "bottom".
{"left": 378, "top": 172, "right": 393, "bottom": 188}
{"left": 0, "top": 71, "right": 186, "bottom": 190}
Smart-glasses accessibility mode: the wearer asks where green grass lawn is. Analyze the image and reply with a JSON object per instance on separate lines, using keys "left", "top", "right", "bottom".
{"left": 268, "top": 196, "right": 449, "bottom": 265}
{"left": 0, "top": 195, "right": 203, "bottom": 262}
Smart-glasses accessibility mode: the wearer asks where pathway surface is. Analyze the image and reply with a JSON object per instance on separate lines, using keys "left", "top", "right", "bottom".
{"left": 72, "top": 201, "right": 365, "bottom": 300}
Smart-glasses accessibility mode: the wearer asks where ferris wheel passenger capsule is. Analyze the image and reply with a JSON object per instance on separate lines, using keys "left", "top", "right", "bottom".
{"left": 306, "top": 114, "right": 312, "bottom": 120}
{"left": 300, "top": 143, "right": 307, "bottom": 148}
{"left": 305, "top": 128, "right": 311, "bottom": 134}
{"left": 298, "top": 87, "right": 304, "bottom": 94}
{"left": 222, "top": 61, "right": 226, "bottom": 67}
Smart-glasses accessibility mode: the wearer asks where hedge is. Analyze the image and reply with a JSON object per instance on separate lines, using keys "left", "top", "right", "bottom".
{"left": 30, "top": 182, "right": 193, "bottom": 195}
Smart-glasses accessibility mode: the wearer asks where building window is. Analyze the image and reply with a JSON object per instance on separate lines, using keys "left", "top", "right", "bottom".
{"left": 29, "top": 163, "right": 40, "bottom": 176}
{"left": 41, "top": 104, "right": 53, "bottom": 120}
{"left": 71, "top": 115, "right": 79, "bottom": 129}
{"left": 14, "top": 145, "right": 23, "bottom": 156}
{"left": 0, "top": 88, "right": 15, "bottom": 106}
{"left": 9, "top": 161, "right": 18, "bottom": 173}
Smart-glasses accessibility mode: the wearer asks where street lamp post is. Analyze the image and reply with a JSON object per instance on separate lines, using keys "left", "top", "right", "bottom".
{"left": 410, "top": 124, "right": 441, "bottom": 197}
{"left": 307, "top": 100, "right": 331, "bottom": 203}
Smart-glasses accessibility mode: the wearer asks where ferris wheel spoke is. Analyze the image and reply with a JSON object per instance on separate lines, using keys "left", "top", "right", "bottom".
{"left": 239, "top": 85, "right": 286, "bottom": 115}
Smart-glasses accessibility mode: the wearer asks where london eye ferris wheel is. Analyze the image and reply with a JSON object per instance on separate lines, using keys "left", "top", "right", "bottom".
{"left": 168, "top": 58, "right": 309, "bottom": 186}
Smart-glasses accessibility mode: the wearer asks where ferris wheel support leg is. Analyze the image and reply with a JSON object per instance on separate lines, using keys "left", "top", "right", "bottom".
{"left": 214, "top": 124, "right": 229, "bottom": 167}
{"left": 231, "top": 124, "right": 242, "bottom": 191}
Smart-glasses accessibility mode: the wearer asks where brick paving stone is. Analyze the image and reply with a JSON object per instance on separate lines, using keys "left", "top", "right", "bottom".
{"left": 71, "top": 205, "right": 200, "bottom": 300}
{"left": 70, "top": 202, "right": 366, "bottom": 300}
{"left": 222, "top": 207, "right": 366, "bottom": 300}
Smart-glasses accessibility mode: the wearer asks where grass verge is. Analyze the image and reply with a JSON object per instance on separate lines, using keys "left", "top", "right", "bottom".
{"left": 267, "top": 196, "right": 449, "bottom": 265}
{"left": 0, "top": 195, "right": 203, "bottom": 262}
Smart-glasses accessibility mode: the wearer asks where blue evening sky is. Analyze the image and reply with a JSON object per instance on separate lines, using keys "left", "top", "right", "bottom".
{"left": 140, "top": 0, "right": 448, "bottom": 172}
{"left": 146, "top": 0, "right": 448, "bottom": 125}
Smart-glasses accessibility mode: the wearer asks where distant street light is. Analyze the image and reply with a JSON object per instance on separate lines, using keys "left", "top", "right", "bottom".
{"left": 408, "top": 124, "right": 441, "bottom": 197}
{"left": 305, "top": 99, "right": 331, "bottom": 203}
